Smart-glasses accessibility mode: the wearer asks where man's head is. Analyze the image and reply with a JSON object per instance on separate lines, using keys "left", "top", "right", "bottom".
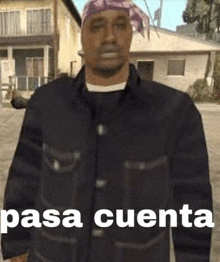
{"left": 81, "top": 0, "right": 149, "bottom": 83}
{"left": 81, "top": 9, "right": 132, "bottom": 78}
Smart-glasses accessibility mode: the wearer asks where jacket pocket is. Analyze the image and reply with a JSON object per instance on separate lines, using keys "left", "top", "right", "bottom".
{"left": 43, "top": 143, "right": 81, "bottom": 174}
{"left": 123, "top": 155, "right": 170, "bottom": 210}
{"left": 114, "top": 229, "right": 169, "bottom": 262}
{"left": 28, "top": 228, "right": 78, "bottom": 262}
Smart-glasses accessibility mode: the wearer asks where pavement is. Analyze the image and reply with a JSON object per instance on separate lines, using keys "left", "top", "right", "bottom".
{"left": 0, "top": 103, "right": 220, "bottom": 261}
{"left": 196, "top": 103, "right": 220, "bottom": 262}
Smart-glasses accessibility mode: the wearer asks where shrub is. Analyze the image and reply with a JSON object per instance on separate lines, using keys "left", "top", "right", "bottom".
{"left": 187, "top": 79, "right": 209, "bottom": 101}
{"left": 213, "top": 52, "right": 220, "bottom": 99}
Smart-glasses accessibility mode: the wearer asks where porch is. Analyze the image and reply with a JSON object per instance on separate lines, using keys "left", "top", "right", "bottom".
{"left": 0, "top": 75, "right": 53, "bottom": 106}
{"left": 0, "top": 45, "right": 54, "bottom": 99}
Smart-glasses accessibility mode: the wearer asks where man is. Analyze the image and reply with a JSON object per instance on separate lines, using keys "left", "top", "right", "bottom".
{"left": 1, "top": 0, "right": 213, "bottom": 261}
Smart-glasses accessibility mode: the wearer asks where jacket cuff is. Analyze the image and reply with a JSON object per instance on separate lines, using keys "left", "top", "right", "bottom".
{"left": 1, "top": 238, "right": 29, "bottom": 260}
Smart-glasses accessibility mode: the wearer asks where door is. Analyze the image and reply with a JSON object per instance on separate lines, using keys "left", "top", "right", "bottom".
{"left": 137, "top": 61, "right": 154, "bottom": 81}
{"left": 0, "top": 59, "right": 15, "bottom": 83}
{"left": 0, "top": 59, "right": 15, "bottom": 99}
{"left": 26, "top": 57, "right": 44, "bottom": 90}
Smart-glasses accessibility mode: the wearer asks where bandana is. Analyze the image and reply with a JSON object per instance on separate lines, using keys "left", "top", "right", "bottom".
{"left": 81, "top": 0, "right": 150, "bottom": 38}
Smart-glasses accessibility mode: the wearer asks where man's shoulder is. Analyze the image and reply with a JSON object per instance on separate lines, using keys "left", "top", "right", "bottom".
{"left": 140, "top": 79, "right": 187, "bottom": 99}
{"left": 36, "top": 77, "right": 76, "bottom": 95}
{"left": 30, "top": 77, "right": 78, "bottom": 105}
{"left": 136, "top": 79, "right": 193, "bottom": 111}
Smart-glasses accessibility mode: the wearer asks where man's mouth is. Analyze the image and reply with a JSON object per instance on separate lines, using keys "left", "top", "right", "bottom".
{"left": 101, "top": 52, "right": 118, "bottom": 58}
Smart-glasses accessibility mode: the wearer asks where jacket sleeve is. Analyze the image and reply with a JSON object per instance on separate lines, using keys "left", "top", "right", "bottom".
{"left": 1, "top": 90, "right": 42, "bottom": 260}
{"left": 171, "top": 95, "right": 213, "bottom": 262}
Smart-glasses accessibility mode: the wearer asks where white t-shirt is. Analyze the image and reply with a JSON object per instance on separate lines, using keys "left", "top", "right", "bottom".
{"left": 86, "top": 82, "right": 126, "bottom": 92}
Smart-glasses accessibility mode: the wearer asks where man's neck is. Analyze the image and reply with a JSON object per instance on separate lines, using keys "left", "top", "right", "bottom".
{"left": 85, "top": 63, "right": 129, "bottom": 86}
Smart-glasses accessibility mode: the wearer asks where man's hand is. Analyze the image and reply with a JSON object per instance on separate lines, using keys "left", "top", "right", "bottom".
{"left": 10, "top": 253, "right": 28, "bottom": 262}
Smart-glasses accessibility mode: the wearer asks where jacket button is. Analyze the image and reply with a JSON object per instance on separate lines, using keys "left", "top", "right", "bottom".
{"left": 96, "top": 179, "right": 107, "bottom": 188}
{"left": 138, "top": 162, "right": 146, "bottom": 170}
{"left": 92, "top": 229, "right": 104, "bottom": 237}
{"left": 74, "top": 151, "right": 81, "bottom": 159}
{"left": 97, "top": 124, "right": 107, "bottom": 135}
{"left": 53, "top": 159, "right": 60, "bottom": 171}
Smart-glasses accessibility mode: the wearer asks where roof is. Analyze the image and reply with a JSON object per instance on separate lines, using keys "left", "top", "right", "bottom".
{"left": 130, "top": 26, "right": 220, "bottom": 53}
{"left": 63, "top": 0, "right": 81, "bottom": 27}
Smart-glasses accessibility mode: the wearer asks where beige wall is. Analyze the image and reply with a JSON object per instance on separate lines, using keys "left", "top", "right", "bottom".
{"left": 130, "top": 53, "right": 209, "bottom": 92}
{"left": 0, "top": 0, "right": 54, "bottom": 35}
{"left": 57, "top": 0, "right": 81, "bottom": 77}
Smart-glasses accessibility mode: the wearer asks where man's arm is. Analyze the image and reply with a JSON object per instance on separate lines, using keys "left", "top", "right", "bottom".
{"left": 171, "top": 96, "right": 213, "bottom": 262}
{"left": 1, "top": 90, "right": 42, "bottom": 260}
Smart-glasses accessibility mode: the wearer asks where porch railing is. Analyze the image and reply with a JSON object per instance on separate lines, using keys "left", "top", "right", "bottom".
{"left": 13, "top": 76, "right": 53, "bottom": 91}
{"left": 0, "top": 76, "right": 53, "bottom": 102}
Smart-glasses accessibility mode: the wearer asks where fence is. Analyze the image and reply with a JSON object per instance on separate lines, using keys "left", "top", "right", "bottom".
{"left": 13, "top": 76, "right": 53, "bottom": 91}
{"left": 0, "top": 76, "right": 53, "bottom": 105}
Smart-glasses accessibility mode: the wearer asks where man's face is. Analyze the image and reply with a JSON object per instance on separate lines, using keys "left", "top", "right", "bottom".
{"left": 81, "top": 9, "right": 132, "bottom": 77}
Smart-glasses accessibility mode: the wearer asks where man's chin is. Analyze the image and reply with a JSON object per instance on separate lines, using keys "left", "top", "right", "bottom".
{"left": 94, "top": 62, "right": 124, "bottom": 78}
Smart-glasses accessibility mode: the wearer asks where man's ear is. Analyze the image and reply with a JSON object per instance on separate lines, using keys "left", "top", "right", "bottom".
{"left": 128, "top": 23, "right": 133, "bottom": 46}
{"left": 80, "top": 29, "right": 85, "bottom": 52}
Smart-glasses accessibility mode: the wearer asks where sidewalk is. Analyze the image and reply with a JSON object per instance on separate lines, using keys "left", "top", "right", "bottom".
{"left": 197, "top": 104, "right": 220, "bottom": 262}
{"left": 196, "top": 102, "right": 220, "bottom": 111}
{"left": 0, "top": 108, "right": 25, "bottom": 211}
{"left": 0, "top": 108, "right": 25, "bottom": 262}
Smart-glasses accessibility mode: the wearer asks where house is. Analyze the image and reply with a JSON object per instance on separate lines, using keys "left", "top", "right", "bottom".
{"left": 0, "top": 0, "right": 81, "bottom": 96}
{"left": 176, "top": 23, "right": 220, "bottom": 43}
{"left": 176, "top": 22, "right": 203, "bottom": 39}
{"left": 130, "top": 26, "right": 220, "bottom": 92}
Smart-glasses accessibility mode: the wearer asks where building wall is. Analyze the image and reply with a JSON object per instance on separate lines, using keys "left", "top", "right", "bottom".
{"left": 130, "top": 53, "right": 209, "bottom": 92}
{"left": 176, "top": 23, "right": 207, "bottom": 40}
{"left": 57, "top": 0, "right": 81, "bottom": 77}
{"left": 0, "top": 0, "right": 54, "bottom": 35}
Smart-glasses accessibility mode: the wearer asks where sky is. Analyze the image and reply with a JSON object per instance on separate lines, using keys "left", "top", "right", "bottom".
{"left": 72, "top": 0, "right": 188, "bottom": 31}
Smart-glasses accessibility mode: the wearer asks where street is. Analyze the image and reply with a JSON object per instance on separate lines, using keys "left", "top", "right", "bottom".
{"left": 0, "top": 103, "right": 219, "bottom": 261}
{"left": 196, "top": 103, "right": 220, "bottom": 262}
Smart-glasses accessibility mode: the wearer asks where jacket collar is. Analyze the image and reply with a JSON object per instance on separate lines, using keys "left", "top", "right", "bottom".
{"left": 72, "top": 63, "right": 141, "bottom": 94}
{"left": 126, "top": 64, "right": 141, "bottom": 92}
{"left": 70, "top": 64, "right": 143, "bottom": 108}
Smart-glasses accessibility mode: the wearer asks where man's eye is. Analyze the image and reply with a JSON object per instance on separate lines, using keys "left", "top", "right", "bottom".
{"left": 115, "top": 23, "right": 126, "bottom": 29}
{"left": 91, "top": 24, "right": 104, "bottom": 31}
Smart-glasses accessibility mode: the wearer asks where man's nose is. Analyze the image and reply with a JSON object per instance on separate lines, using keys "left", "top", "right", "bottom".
{"left": 104, "top": 25, "right": 116, "bottom": 42}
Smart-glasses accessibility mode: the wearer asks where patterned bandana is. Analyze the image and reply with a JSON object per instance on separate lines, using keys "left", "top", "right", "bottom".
{"left": 81, "top": 0, "right": 150, "bottom": 38}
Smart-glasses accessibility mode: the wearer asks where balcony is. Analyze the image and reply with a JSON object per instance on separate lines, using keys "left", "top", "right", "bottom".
{"left": 0, "top": 35, "right": 55, "bottom": 47}
{"left": 0, "top": 8, "right": 54, "bottom": 46}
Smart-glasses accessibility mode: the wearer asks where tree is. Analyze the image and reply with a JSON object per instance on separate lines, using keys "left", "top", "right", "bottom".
{"left": 213, "top": 52, "right": 220, "bottom": 98}
{"left": 182, "top": 0, "right": 220, "bottom": 38}
{"left": 183, "top": 0, "right": 220, "bottom": 99}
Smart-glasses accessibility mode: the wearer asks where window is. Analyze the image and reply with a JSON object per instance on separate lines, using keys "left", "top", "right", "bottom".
{"left": 167, "top": 60, "right": 185, "bottom": 76}
{"left": 27, "top": 9, "right": 51, "bottom": 35}
{"left": 26, "top": 57, "right": 44, "bottom": 76}
{"left": 0, "top": 11, "right": 20, "bottom": 36}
